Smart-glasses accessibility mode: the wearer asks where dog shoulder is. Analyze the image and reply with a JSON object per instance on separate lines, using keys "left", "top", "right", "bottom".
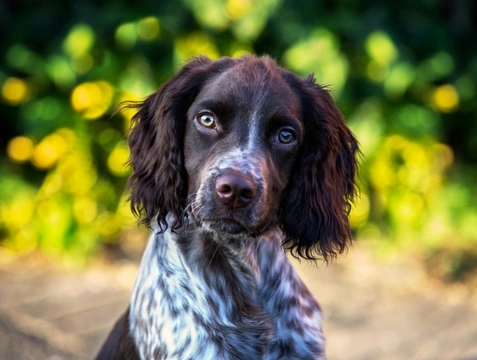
{"left": 95, "top": 308, "right": 140, "bottom": 360}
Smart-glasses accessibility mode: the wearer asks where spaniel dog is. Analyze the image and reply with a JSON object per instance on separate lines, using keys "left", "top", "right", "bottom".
{"left": 96, "top": 55, "right": 359, "bottom": 360}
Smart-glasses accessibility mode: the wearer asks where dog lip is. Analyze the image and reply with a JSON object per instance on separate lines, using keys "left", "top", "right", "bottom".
{"left": 200, "top": 217, "right": 242, "bottom": 226}
{"left": 190, "top": 204, "right": 274, "bottom": 235}
{"left": 198, "top": 217, "right": 273, "bottom": 238}
{"left": 199, "top": 218, "right": 249, "bottom": 234}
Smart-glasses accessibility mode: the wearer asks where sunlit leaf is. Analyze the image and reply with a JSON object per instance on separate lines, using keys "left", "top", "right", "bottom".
{"left": 63, "top": 24, "right": 95, "bottom": 57}
{"left": 365, "top": 31, "right": 398, "bottom": 65}
{"left": 175, "top": 32, "right": 220, "bottom": 64}
{"left": 137, "top": 17, "right": 161, "bottom": 41}
{"left": 283, "top": 28, "right": 348, "bottom": 94}
{"left": 181, "top": 0, "right": 229, "bottom": 30}
{"left": 231, "top": 0, "right": 282, "bottom": 41}
{"left": 46, "top": 55, "right": 76, "bottom": 89}
{"left": 115, "top": 23, "right": 138, "bottom": 50}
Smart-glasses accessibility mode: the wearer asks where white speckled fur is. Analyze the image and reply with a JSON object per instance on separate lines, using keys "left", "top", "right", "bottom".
{"left": 129, "top": 224, "right": 325, "bottom": 359}
{"left": 130, "top": 229, "right": 216, "bottom": 359}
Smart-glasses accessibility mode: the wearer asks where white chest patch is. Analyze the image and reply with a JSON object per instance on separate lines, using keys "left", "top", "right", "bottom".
{"left": 129, "top": 229, "right": 325, "bottom": 360}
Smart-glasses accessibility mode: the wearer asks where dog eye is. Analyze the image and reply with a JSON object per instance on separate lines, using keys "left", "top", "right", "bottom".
{"left": 196, "top": 113, "right": 216, "bottom": 128}
{"left": 277, "top": 129, "right": 296, "bottom": 144}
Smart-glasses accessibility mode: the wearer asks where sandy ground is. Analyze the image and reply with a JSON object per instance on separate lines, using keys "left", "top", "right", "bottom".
{"left": 0, "top": 243, "right": 476, "bottom": 360}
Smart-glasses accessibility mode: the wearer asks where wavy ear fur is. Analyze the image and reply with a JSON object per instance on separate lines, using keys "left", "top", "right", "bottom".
{"left": 281, "top": 74, "right": 359, "bottom": 261}
{"left": 126, "top": 56, "right": 236, "bottom": 231}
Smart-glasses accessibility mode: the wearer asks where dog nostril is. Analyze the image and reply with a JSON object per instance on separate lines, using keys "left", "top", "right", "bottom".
{"left": 215, "top": 172, "right": 257, "bottom": 208}
{"left": 216, "top": 183, "right": 233, "bottom": 196}
{"left": 240, "top": 187, "right": 255, "bottom": 200}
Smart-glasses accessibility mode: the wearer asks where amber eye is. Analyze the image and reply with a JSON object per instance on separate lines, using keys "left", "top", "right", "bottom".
{"left": 277, "top": 129, "right": 296, "bottom": 144}
{"left": 197, "top": 113, "right": 216, "bottom": 128}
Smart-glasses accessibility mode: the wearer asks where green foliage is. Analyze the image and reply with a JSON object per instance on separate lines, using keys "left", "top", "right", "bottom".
{"left": 1, "top": 0, "right": 476, "bottom": 276}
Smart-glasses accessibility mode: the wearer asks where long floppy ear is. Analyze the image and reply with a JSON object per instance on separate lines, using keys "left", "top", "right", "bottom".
{"left": 126, "top": 56, "right": 233, "bottom": 232}
{"left": 280, "top": 74, "right": 359, "bottom": 261}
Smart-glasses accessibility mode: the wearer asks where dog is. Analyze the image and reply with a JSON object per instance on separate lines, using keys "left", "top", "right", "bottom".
{"left": 96, "top": 55, "right": 359, "bottom": 359}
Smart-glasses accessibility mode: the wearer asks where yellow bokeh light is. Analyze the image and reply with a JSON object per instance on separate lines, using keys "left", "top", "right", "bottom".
{"left": 72, "top": 83, "right": 96, "bottom": 111}
{"left": 365, "top": 31, "right": 398, "bottom": 65}
{"left": 137, "top": 17, "right": 160, "bottom": 41}
{"left": 115, "top": 195, "right": 137, "bottom": 226}
{"left": 2, "top": 77, "right": 29, "bottom": 105}
{"left": 118, "top": 92, "right": 141, "bottom": 131}
{"left": 227, "top": 0, "right": 252, "bottom": 20}
{"left": 370, "top": 159, "right": 395, "bottom": 189}
{"left": 0, "top": 194, "right": 35, "bottom": 229}
{"left": 63, "top": 23, "right": 95, "bottom": 56}
{"left": 398, "top": 166, "right": 429, "bottom": 192}
{"left": 73, "top": 197, "right": 98, "bottom": 224}
{"left": 35, "top": 199, "right": 68, "bottom": 240}
{"left": 62, "top": 156, "right": 97, "bottom": 195}
{"left": 71, "top": 81, "right": 114, "bottom": 119}
{"left": 31, "top": 133, "right": 68, "bottom": 169}
{"left": 432, "top": 84, "right": 459, "bottom": 113}
{"left": 350, "top": 193, "right": 370, "bottom": 228}
{"left": 7, "top": 136, "right": 35, "bottom": 163}
{"left": 6, "top": 228, "right": 38, "bottom": 254}
{"left": 384, "top": 134, "right": 408, "bottom": 152}
{"left": 107, "top": 142, "right": 130, "bottom": 176}
{"left": 393, "top": 192, "right": 424, "bottom": 224}
{"left": 175, "top": 32, "right": 220, "bottom": 62}
{"left": 402, "top": 142, "right": 428, "bottom": 168}
{"left": 96, "top": 212, "right": 120, "bottom": 237}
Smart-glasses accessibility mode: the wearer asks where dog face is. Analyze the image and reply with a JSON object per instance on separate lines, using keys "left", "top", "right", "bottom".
{"left": 126, "top": 55, "right": 359, "bottom": 260}
{"left": 184, "top": 57, "right": 303, "bottom": 237}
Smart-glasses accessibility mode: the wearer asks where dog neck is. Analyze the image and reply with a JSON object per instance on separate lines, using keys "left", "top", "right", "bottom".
{"left": 129, "top": 223, "right": 325, "bottom": 359}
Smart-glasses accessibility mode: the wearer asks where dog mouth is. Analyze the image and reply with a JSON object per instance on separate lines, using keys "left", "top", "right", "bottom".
{"left": 191, "top": 210, "right": 263, "bottom": 236}
{"left": 197, "top": 218, "right": 250, "bottom": 235}
{"left": 193, "top": 214, "right": 275, "bottom": 238}
{"left": 189, "top": 199, "right": 272, "bottom": 237}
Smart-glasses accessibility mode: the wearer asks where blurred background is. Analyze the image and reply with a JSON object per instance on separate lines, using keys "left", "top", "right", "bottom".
{"left": 0, "top": 0, "right": 477, "bottom": 358}
{"left": 1, "top": 0, "right": 476, "bottom": 281}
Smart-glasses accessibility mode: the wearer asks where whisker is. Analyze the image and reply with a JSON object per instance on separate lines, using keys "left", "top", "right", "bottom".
{"left": 208, "top": 243, "right": 221, "bottom": 267}
{"left": 181, "top": 202, "right": 193, "bottom": 219}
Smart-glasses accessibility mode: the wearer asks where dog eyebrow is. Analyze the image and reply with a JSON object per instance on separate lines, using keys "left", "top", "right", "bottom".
{"left": 269, "top": 113, "right": 302, "bottom": 128}
{"left": 191, "top": 99, "right": 232, "bottom": 114}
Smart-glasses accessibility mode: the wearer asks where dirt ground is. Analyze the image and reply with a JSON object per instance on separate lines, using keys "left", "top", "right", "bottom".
{"left": 0, "top": 243, "right": 476, "bottom": 360}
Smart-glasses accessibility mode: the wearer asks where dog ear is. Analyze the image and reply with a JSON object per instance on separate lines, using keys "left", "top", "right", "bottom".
{"left": 280, "top": 75, "right": 359, "bottom": 261}
{"left": 125, "top": 56, "right": 217, "bottom": 232}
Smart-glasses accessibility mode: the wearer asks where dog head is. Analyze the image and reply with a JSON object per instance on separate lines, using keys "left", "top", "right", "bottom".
{"left": 126, "top": 55, "right": 359, "bottom": 260}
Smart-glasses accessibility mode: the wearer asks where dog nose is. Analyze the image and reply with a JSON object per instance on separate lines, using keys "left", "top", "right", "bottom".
{"left": 215, "top": 171, "right": 257, "bottom": 208}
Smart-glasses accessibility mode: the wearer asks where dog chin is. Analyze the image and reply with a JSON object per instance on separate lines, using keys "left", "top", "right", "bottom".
{"left": 199, "top": 219, "right": 248, "bottom": 234}
{"left": 198, "top": 218, "right": 275, "bottom": 239}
